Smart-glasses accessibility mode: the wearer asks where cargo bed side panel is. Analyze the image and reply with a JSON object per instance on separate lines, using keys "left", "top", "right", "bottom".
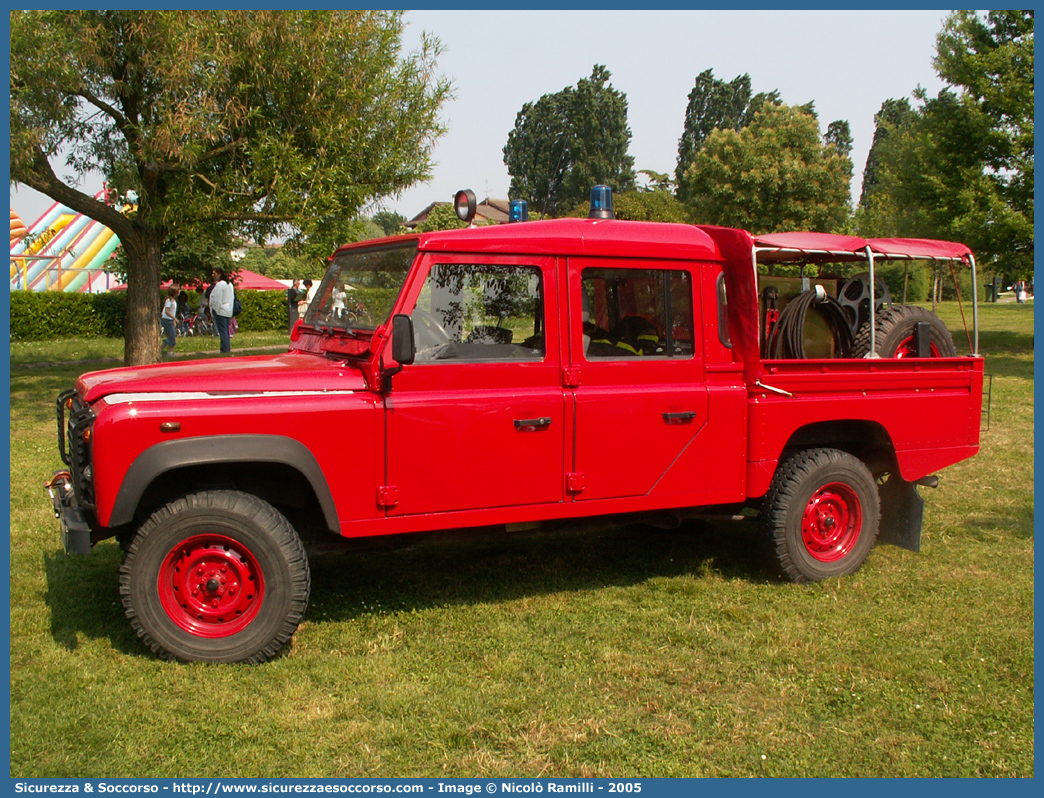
{"left": 746, "top": 357, "right": 983, "bottom": 496}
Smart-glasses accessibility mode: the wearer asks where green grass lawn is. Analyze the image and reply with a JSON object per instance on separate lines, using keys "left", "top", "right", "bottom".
{"left": 9, "top": 302, "right": 1033, "bottom": 778}
{"left": 11, "top": 329, "right": 290, "bottom": 366}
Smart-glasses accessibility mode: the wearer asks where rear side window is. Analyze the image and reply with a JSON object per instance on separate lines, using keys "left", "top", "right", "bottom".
{"left": 581, "top": 268, "right": 694, "bottom": 359}
{"left": 717, "top": 272, "right": 732, "bottom": 348}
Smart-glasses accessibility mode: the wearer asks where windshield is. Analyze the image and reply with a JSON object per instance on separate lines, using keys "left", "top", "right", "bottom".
{"left": 304, "top": 241, "right": 418, "bottom": 333}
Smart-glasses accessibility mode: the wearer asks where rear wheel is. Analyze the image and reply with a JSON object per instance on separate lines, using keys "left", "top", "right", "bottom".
{"left": 761, "top": 448, "right": 880, "bottom": 582}
{"left": 119, "top": 490, "right": 310, "bottom": 663}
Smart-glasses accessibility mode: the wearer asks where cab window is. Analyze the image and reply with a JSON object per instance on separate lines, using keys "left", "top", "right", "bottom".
{"left": 717, "top": 272, "right": 732, "bottom": 348}
{"left": 581, "top": 268, "right": 694, "bottom": 359}
{"left": 411, "top": 263, "right": 545, "bottom": 362}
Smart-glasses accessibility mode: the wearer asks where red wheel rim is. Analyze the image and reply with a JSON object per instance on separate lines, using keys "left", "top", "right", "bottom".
{"left": 801, "top": 482, "right": 862, "bottom": 562}
{"left": 893, "top": 334, "right": 941, "bottom": 358}
{"left": 158, "top": 534, "right": 264, "bottom": 638}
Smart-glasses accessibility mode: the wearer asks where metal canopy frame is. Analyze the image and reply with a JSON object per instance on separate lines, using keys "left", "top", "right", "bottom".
{"left": 752, "top": 236, "right": 979, "bottom": 357}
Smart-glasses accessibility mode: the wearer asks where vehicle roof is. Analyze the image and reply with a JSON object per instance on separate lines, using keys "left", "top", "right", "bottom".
{"left": 332, "top": 218, "right": 723, "bottom": 262}
{"left": 331, "top": 221, "right": 975, "bottom": 266}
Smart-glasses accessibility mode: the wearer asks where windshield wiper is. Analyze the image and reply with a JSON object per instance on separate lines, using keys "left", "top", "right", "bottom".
{"left": 312, "top": 315, "right": 357, "bottom": 337}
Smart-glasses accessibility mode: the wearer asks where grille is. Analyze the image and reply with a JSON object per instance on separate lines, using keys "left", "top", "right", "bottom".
{"left": 56, "top": 389, "right": 95, "bottom": 509}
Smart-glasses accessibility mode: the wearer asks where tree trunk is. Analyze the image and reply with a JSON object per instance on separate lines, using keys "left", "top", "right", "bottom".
{"left": 122, "top": 227, "right": 165, "bottom": 366}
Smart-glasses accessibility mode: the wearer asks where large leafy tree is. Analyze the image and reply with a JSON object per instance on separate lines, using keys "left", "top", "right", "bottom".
{"left": 411, "top": 204, "right": 469, "bottom": 233}
{"left": 371, "top": 210, "right": 406, "bottom": 237}
{"left": 682, "top": 103, "right": 853, "bottom": 234}
{"left": 857, "top": 98, "right": 917, "bottom": 208}
{"left": 856, "top": 11, "right": 1033, "bottom": 275}
{"left": 675, "top": 69, "right": 781, "bottom": 201}
{"left": 10, "top": 10, "right": 451, "bottom": 365}
{"left": 824, "top": 120, "right": 853, "bottom": 159}
{"left": 109, "top": 226, "right": 236, "bottom": 289}
{"left": 503, "top": 65, "right": 635, "bottom": 218}
{"left": 237, "top": 246, "right": 326, "bottom": 282}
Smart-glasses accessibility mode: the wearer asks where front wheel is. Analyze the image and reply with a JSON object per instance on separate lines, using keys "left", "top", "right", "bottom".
{"left": 761, "top": 448, "right": 880, "bottom": 582}
{"left": 119, "top": 490, "right": 310, "bottom": 663}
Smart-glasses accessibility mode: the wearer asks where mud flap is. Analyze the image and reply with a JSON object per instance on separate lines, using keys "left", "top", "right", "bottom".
{"left": 877, "top": 476, "right": 924, "bottom": 553}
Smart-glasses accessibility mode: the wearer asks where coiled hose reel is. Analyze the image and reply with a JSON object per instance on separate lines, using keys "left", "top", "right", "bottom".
{"left": 764, "top": 285, "right": 855, "bottom": 359}
{"left": 837, "top": 272, "right": 892, "bottom": 331}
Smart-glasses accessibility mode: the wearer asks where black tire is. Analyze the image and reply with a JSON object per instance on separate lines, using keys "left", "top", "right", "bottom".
{"left": 853, "top": 305, "right": 957, "bottom": 358}
{"left": 761, "top": 448, "right": 880, "bottom": 582}
{"left": 119, "top": 490, "right": 310, "bottom": 664}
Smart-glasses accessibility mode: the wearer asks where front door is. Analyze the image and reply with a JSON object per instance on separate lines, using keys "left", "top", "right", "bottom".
{"left": 385, "top": 255, "right": 565, "bottom": 516}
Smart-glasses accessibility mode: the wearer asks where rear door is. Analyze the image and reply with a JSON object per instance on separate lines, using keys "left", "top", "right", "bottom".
{"left": 566, "top": 258, "right": 713, "bottom": 503}
{"left": 384, "top": 254, "right": 565, "bottom": 515}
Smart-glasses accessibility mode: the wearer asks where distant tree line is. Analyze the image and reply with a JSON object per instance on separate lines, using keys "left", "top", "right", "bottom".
{"left": 501, "top": 64, "right": 854, "bottom": 237}
{"left": 857, "top": 10, "right": 1033, "bottom": 280}
{"left": 499, "top": 11, "right": 1032, "bottom": 281}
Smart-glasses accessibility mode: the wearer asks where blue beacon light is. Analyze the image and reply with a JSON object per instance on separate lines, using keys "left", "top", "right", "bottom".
{"left": 588, "top": 185, "right": 614, "bottom": 219}
{"left": 509, "top": 199, "right": 528, "bottom": 223}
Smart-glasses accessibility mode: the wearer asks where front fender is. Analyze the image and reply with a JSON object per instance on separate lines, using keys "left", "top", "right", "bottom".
{"left": 109, "top": 434, "right": 339, "bottom": 530}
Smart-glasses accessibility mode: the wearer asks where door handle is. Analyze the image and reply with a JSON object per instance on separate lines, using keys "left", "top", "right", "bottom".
{"left": 514, "top": 417, "right": 552, "bottom": 431}
{"left": 663, "top": 411, "right": 697, "bottom": 424}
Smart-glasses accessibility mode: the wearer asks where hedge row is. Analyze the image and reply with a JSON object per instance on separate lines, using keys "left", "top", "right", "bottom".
{"left": 10, "top": 289, "right": 289, "bottom": 342}
{"left": 236, "top": 290, "right": 288, "bottom": 333}
{"left": 869, "top": 263, "right": 975, "bottom": 304}
{"left": 876, "top": 262, "right": 932, "bottom": 304}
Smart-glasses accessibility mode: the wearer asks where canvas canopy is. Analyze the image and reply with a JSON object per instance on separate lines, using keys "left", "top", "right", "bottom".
{"left": 753, "top": 232, "right": 974, "bottom": 264}
{"left": 111, "top": 268, "right": 286, "bottom": 292}
{"left": 864, "top": 238, "right": 974, "bottom": 262}
{"left": 233, "top": 268, "right": 287, "bottom": 290}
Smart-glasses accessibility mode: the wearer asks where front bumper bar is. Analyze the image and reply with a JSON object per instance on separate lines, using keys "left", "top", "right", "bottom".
{"left": 45, "top": 471, "right": 92, "bottom": 555}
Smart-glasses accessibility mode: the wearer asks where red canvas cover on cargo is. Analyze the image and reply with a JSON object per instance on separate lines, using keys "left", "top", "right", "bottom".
{"left": 754, "top": 232, "right": 973, "bottom": 264}
{"left": 754, "top": 232, "right": 869, "bottom": 260}
{"left": 867, "top": 238, "right": 973, "bottom": 261}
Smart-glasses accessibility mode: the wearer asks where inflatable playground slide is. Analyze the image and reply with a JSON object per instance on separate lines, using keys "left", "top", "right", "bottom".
{"left": 10, "top": 191, "right": 124, "bottom": 292}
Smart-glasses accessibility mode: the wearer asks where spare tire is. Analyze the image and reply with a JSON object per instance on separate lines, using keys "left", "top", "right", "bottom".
{"left": 853, "top": 305, "right": 957, "bottom": 358}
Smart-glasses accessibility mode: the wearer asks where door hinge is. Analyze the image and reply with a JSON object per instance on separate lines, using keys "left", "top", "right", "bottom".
{"left": 567, "top": 472, "right": 585, "bottom": 493}
{"left": 377, "top": 485, "right": 399, "bottom": 508}
{"left": 563, "top": 366, "right": 581, "bottom": 388}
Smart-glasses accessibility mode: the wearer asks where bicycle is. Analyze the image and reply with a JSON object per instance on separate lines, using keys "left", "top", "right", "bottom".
{"left": 185, "top": 310, "right": 215, "bottom": 337}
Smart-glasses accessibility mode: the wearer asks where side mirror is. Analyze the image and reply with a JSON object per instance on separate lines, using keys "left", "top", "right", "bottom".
{"left": 391, "top": 313, "right": 415, "bottom": 366}
{"left": 382, "top": 314, "right": 415, "bottom": 393}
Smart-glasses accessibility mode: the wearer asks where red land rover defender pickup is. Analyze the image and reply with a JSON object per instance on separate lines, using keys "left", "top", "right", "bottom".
{"left": 47, "top": 194, "right": 984, "bottom": 663}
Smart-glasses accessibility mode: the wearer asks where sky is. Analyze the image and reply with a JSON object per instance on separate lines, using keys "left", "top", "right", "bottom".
{"left": 9, "top": 9, "right": 951, "bottom": 230}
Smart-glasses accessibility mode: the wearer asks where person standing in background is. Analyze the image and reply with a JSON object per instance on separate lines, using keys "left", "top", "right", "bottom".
{"left": 175, "top": 288, "right": 190, "bottom": 335}
{"left": 204, "top": 283, "right": 215, "bottom": 320}
{"left": 210, "top": 267, "right": 235, "bottom": 354}
{"left": 331, "top": 284, "right": 345, "bottom": 319}
{"left": 298, "top": 279, "right": 313, "bottom": 317}
{"left": 161, "top": 287, "right": 178, "bottom": 356}
{"left": 287, "top": 278, "right": 302, "bottom": 333}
